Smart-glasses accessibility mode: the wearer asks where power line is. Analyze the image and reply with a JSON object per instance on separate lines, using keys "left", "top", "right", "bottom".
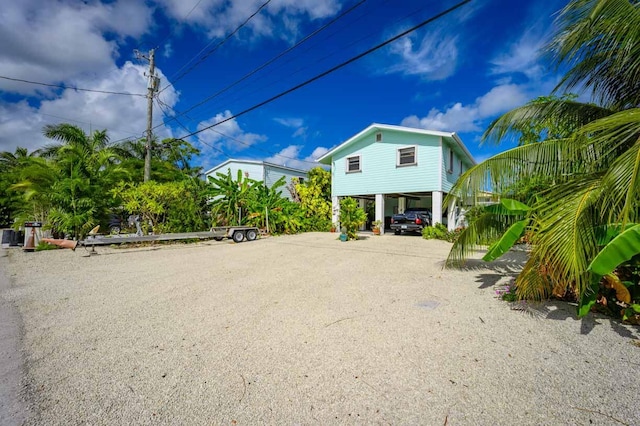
{"left": 179, "top": 0, "right": 473, "bottom": 140}
{"left": 160, "top": 0, "right": 273, "bottom": 93}
{"left": 154, "top": 0, "right": 206, "bottom": 51}
{"left": 157, "top": 96, "right": 318, "bottom": 166}
{"left": 178, "top": 0, "right": 433, "bottom": 127}
{"left": 0, "top": 75, "right": 146, "bottom": 97}
{"left": 154, "top": 0, "right": 370, "bottom": 131}
{"left": 155, "top": 98, "right": 231, "bottom": 160}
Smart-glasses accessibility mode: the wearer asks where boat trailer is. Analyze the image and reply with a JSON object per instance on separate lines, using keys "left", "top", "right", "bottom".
{"left": 42, "top": 226, "right": 261, "bottom": 252}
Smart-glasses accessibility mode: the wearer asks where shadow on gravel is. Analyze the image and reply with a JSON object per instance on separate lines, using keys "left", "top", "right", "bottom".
{"left": 511, "top": 299, "right": 640, "bottom": 338}
{"left": 451, "top": 250, "right": 640, "bottom": 339}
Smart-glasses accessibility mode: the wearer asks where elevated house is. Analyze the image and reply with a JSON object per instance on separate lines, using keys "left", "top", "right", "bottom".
{"left": 204, "top": 159, "right": 307, "bottom": 201}
{"left": 317, "top": 123, "right": 476, "bottom": 234}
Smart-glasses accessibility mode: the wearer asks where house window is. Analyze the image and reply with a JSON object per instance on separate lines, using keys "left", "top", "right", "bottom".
{"left": 346, "top": 155, "right": 361, "bottom": 173}
{"left": 460, "top": 159, "right": 464, "bottom": 174}
{"left": 397, "top": 146, "right": 417, "bottom": 166}
{"left": 448, "top": 148, "right": 454, "bottom": 173}
{"left": 375, "top": 132, "right": 382, "bottom": 142}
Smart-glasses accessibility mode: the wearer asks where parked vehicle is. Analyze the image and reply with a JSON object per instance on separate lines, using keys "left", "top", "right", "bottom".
{"left": 390, "top": 208, "right": 432, "bottom": 235}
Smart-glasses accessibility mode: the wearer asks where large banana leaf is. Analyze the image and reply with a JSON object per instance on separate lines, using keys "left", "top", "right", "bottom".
{"left": 482, "top": 219, "right": 529, "bottom": 262}
{"left": 587, "top": 224, "right": 640, "bottom": 276}
{"left": 483, "top": 198, "right": 531, "bottom": 216}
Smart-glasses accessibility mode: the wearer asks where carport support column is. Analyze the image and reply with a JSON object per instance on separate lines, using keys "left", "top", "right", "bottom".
{"left": 375, "top": 194, "right": 385, "bottom": 235}
{"left": 332, "top": 196, "right": 340, "bottom": 230}
{"left": 447, "top": 195, "right": 457, "bottom": 231}
{"left": 432, "top": 191, "right": 443, "bottom": 226}
{"left": 398, "top": 197, "right": 406, "bottom": 214}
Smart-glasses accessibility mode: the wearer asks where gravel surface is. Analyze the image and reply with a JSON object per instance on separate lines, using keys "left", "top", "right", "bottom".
{"left": 3, "top": 232, "right": 640, "bottom": 425}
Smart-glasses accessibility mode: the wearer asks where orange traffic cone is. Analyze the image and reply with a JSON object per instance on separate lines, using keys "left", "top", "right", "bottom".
{"left": 41, "top": 238, "right": 79, "bottom": 251}
{"left": 23, "top": 228, "right": 36, "bottom": 252}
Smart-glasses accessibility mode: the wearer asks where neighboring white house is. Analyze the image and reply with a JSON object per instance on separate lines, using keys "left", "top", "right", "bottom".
{"left": 204, "top": 159, "right": 308, "bottom": 200}
{"left": 317, "top": 123, "right": 476, "bottom": 233}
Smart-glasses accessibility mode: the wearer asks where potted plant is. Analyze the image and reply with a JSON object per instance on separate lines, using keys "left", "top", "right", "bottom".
{"left": 339, "top": 226, "right": 348, "bottom": 242}
{"left": 372, "top": 220, "right": 382, "bottom": 235}
{"left": 330, "top": 222, "right": 337, "bottom": 233}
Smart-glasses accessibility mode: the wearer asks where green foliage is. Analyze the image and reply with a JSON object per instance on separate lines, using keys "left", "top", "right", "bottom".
{"left": 35, "top": 241, "right": 59, "bottom": 251}
{"left": 113, "top": 180, "right": 207, "bottom": 234}
{"left": 482, "top": 219, "right": 529, "bottom": 262}
{"left": 446, "top": 0, "right": 640, "bottom": 309}
{"left": 422, "top": 223, "right": 448, "bottom": 240}
{"left": 448, "top": 199, "right": 531, "bottom": 265}
{"left": 588, "top": 224, "right": 640, "bottom": 276}
{"left": 207, "top": 169, "right": 258, "bottom": 227}
{"left": 339, "top": 197, "right": 366, "bottom": 240}
{"left": 295, "top": 167, "right": 332, "bottom": 231}
{"left": 422, "top": 223, "right": 462, "bottom": 243}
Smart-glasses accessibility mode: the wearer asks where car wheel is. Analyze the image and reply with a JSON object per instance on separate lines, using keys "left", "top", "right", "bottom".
{"left": 394, "top": 230, "right": 401, "bottom": 235}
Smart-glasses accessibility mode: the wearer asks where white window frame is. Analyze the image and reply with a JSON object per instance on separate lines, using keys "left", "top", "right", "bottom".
{"left": 375, "top": 132, "right": 383, "bottom": 142}
{"left": 346, "top": 155, "right": 361, "bottom": 173}
{"left": 397, "top": 145, "right": 417, "bottom": 167}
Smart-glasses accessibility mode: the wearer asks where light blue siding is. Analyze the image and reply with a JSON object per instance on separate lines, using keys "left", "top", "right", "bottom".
{"left": 331, "top": 129, "right": 442, "bottom": 196}
{"left": 264, "top": 165, "right": 307, "bottom": 200}
{"left": 441, "top": 142, "right": 472, "bottom": 193}
{"left": 206, "top": 162, "right": 264, "bottom": 182}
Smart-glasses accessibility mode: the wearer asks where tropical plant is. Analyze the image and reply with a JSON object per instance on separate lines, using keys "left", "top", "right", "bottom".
{"left": 339, "top": 197, "right": 366, "bottom": 240}
{"left": 446, "top": 0, "right": 640, "bottom": 311}
{"left": 113, "top": 180, "right": 207, "bottom": 234}
{"left": 295, "top": 167, "right": 332, "bottom": 231}
{"left": 207, "top": 169, "right": 259, "bottom": 226}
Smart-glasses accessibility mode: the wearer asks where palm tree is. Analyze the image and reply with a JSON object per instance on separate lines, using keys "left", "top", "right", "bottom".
{"left": 15, "top": 124, "right": 126, "bottom": 238}
{"left": 448, "top": 0, "right": 640, "bottom": 302}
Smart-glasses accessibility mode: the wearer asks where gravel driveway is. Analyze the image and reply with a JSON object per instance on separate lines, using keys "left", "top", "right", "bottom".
{"left": 2, "top": 232, "right": 639, "bottom": 425}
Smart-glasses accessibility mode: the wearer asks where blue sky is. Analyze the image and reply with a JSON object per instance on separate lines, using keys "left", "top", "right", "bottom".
{"left": 0, "top": 0, "right": 569, "bottom": 171}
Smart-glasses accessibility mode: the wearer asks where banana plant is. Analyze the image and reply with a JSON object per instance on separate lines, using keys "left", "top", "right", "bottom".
{"left": 447, "top": 198, "right": 531, "bottom": 265}
{"left": 579, "top": 224, "right": 640, "bottom": 317}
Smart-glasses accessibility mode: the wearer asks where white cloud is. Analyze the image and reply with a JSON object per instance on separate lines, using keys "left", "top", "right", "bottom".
{"left": 263, "top": 144, "right": 330, "bottom": 170}
{"left": 156, "top": 0, "right": 341, "bottom": 41}
{"left": 196, "top": 110, "right": 267, "bottom": 155}
{"left": 386, "top": 32, "right": 459, "bottom": 81}
{"left": 274, "top": 117, "right": 308, "bottom": 139}
{"left": 274, "top": 117, "right": 304, "bottom": 128}
{"left": 0, "top": 62, "right": 179, "bottom": 153}
{"left": 490, "top": 29, "right": 546, "bottom": 80}
{"left": 401, "top": 84, "right": 529, "bottom": 133}
{"left": 0, "top": 0, "right": 153, "bottom": 96}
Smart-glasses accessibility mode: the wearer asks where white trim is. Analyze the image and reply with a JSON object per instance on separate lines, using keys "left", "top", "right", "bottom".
{"left": 396, "top": 145, "right": 417, "bottom": 167}
{"left": 317, "top": 123, "right": 476, "bottom": 165}
{"left": 345, "top": 154, "right": 362, "bottom": 173}
{"left": 438, "top": 137, "right": 443, "bottom": 189}
{"left": 204, "top": 158, "right": 308, "bottom": 177}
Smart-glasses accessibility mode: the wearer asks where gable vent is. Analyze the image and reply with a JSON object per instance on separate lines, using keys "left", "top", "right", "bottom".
{"left": 375, "top": 132, "right": 382, "bottom": 142}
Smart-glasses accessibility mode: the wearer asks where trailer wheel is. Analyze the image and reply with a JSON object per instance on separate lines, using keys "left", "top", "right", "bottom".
{"left": 246, "top": 229, "right": 258, "bottom": 241}
{"left": 214, "top": 237, "right": 224, "bottom": 241}
{"left": 232, "top": 231, "right": 245, "bottom": 243}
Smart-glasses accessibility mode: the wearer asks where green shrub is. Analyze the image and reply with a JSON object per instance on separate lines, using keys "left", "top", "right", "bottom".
{"left": 422, "top": 223, "right": 465, "bottom": 243}
{"left": 339, "top": 197, "right": 366, "bottom": 240}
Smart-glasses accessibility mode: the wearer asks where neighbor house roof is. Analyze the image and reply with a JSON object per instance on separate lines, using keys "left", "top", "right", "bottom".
{"left": 316, "top": 123, "right": 476, "bottom": 165}
{"left": 204, "top": 159, "right": 308, "bottom": 176}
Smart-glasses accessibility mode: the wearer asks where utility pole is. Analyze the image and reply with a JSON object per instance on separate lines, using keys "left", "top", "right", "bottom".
{"left": 135, "top": 49, "right": 159, "bottom": 182}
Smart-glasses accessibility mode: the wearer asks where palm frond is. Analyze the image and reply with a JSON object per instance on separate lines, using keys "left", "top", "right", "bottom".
{"left": 546, "top": 0, "right": 640, "bottom": 108}
{"left": 482, "top": 99, "right": 612, "bottom": 145}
